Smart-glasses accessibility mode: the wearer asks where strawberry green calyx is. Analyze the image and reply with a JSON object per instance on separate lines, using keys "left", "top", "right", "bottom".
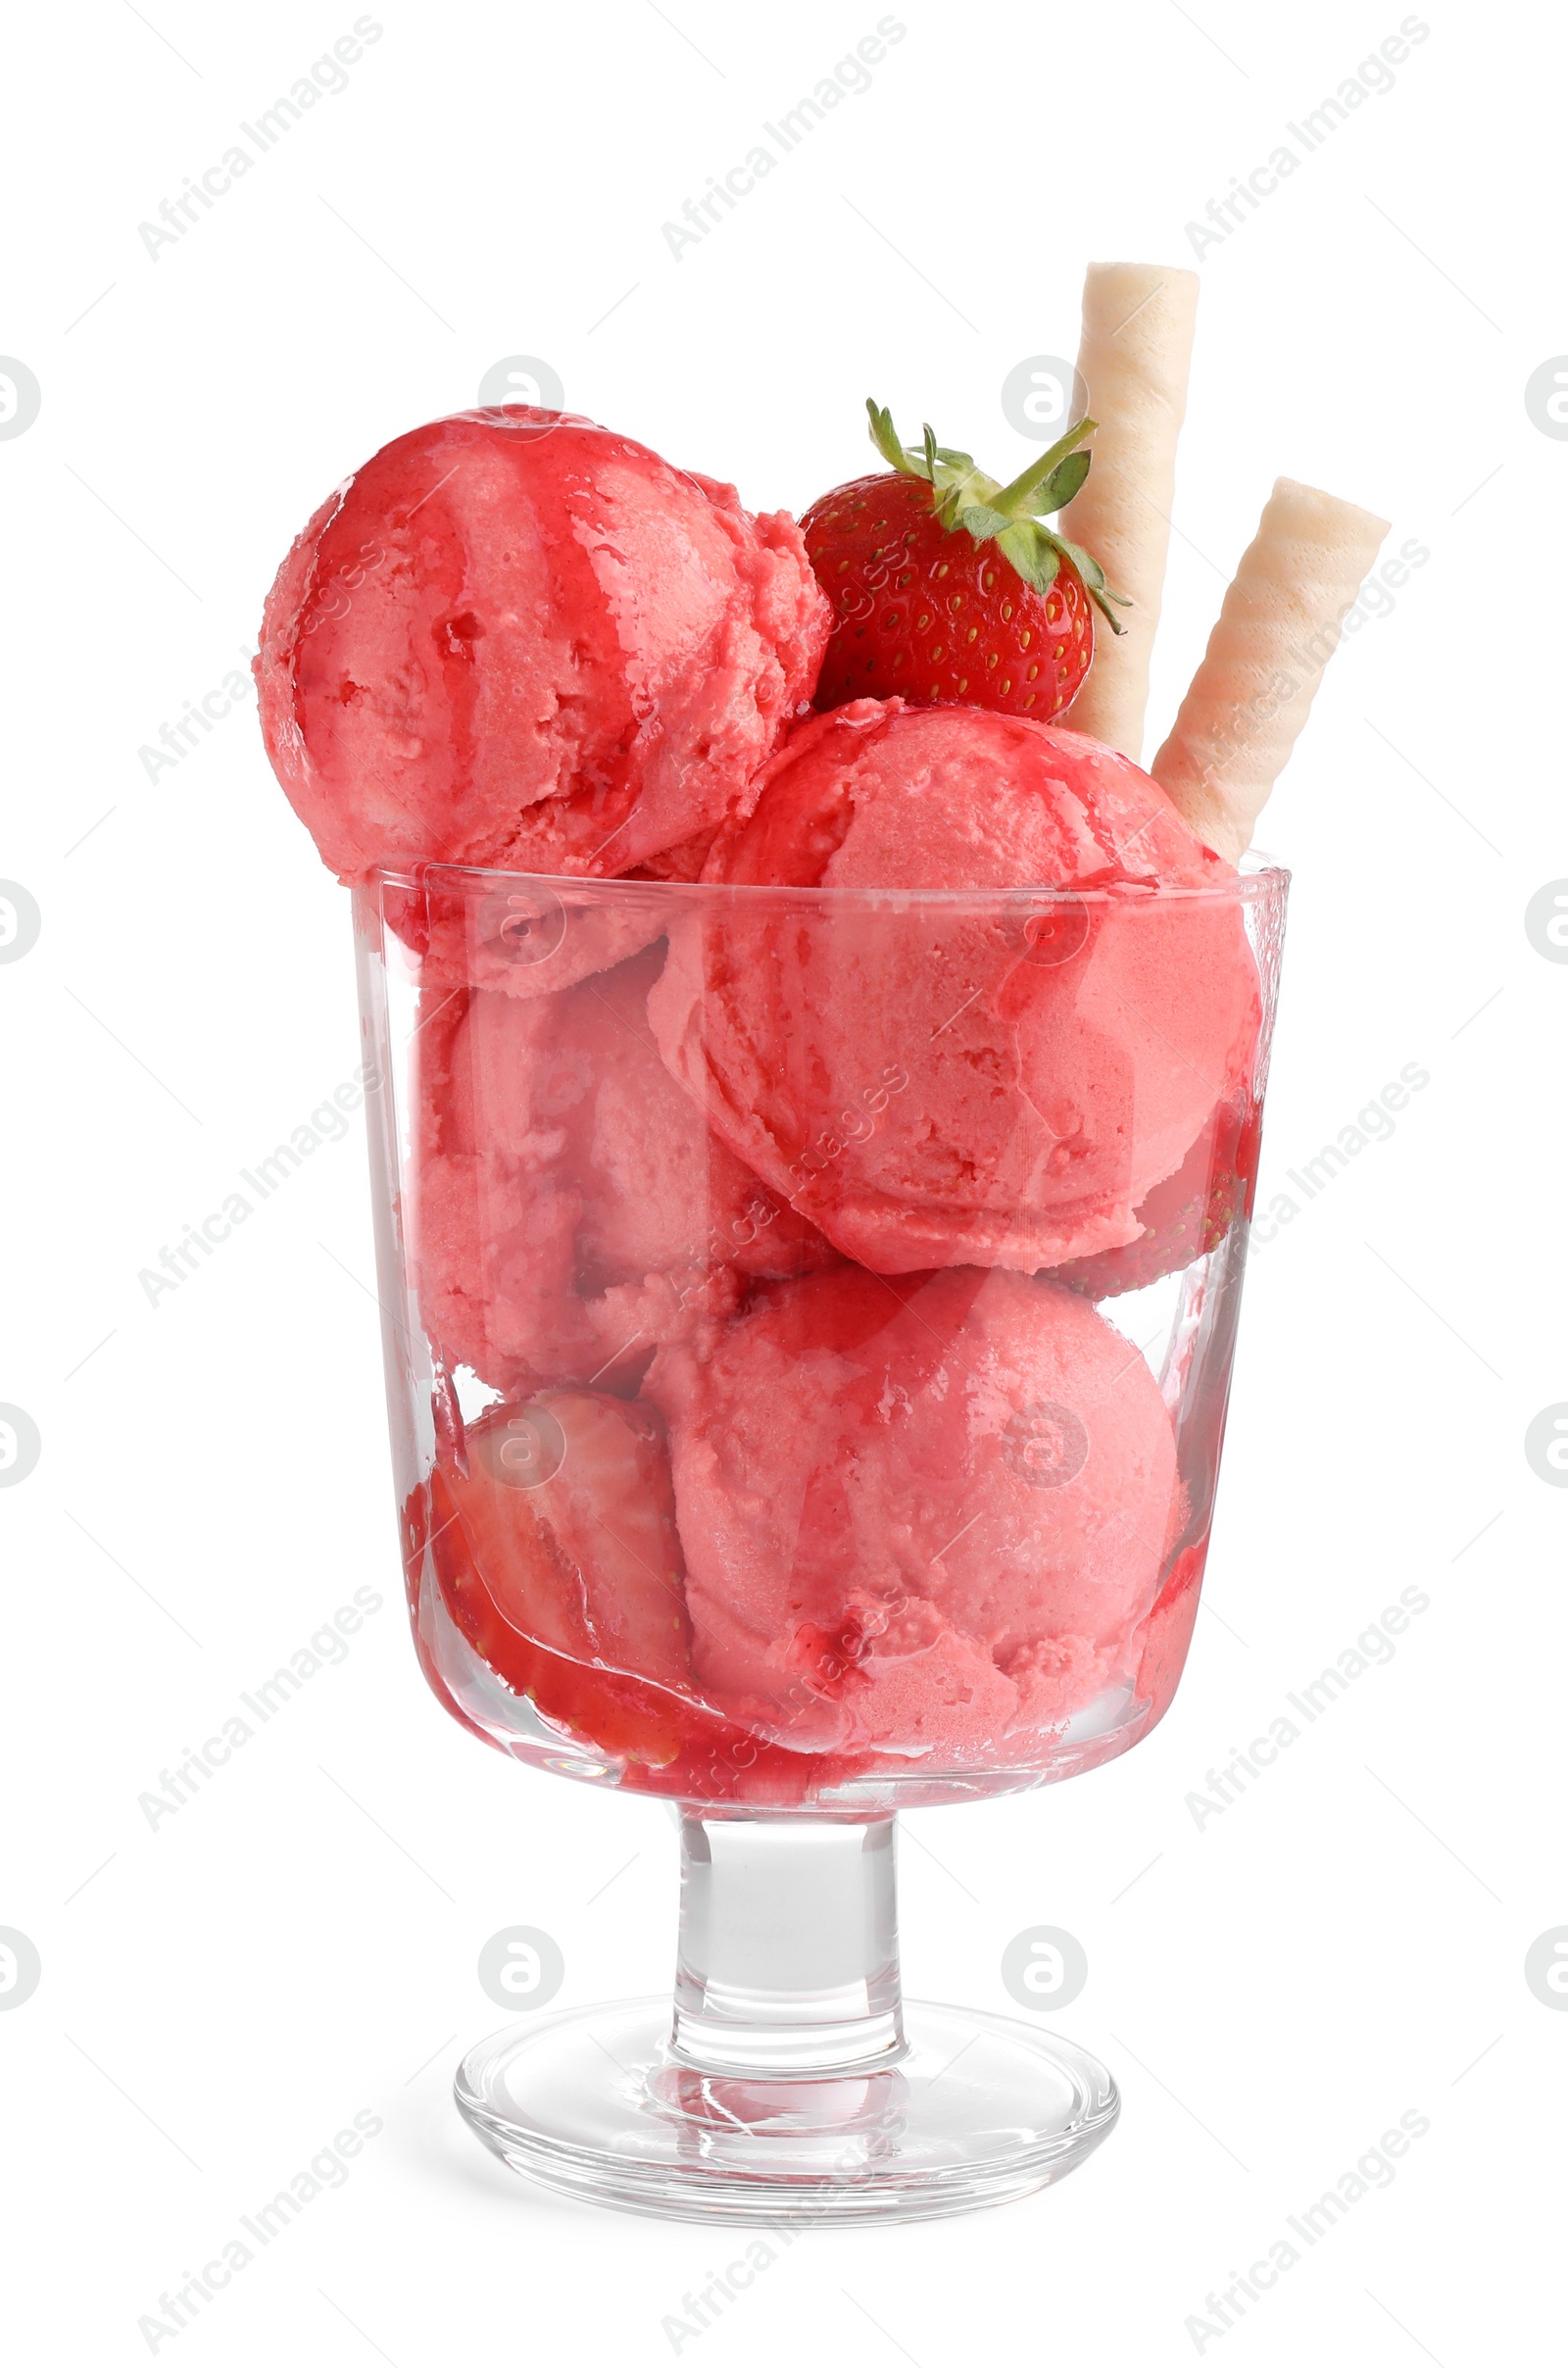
{"left": 864, "top": 398, "right": 1130, "bottom": 631}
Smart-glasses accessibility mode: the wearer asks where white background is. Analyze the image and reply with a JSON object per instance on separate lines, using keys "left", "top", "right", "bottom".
{"left": 3, "top": 1, "right": 1564, "bottom": 2360}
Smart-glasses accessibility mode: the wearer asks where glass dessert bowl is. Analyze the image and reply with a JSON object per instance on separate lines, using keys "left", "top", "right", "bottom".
{"left": 352, "top": 855, "right": 1288, "bottom": 2223}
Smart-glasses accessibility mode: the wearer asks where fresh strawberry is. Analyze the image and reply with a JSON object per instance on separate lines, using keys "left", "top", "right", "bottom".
{"left": 411, "top": 1390, "right": 700, "bottom": 1768}
{"left": 801, "top": 402, "right": 1125, "bottom": 720}
{"left": 1054, "top": 1094, "right": 1261, "bottom": 1299}
{"left": 448, "top": 1391, "right": 693, "bottom": 1687}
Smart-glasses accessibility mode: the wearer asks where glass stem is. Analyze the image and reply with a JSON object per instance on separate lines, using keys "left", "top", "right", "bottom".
{"left": 670, "top": 1812, "right": 906, "bottom": 2077}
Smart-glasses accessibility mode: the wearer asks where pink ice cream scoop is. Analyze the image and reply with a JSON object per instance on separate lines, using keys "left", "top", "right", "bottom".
{"left": 648, "top": 699, "right": 1262, "bottom": 1274}
{"left": 411, "top": 942, "right": 836, "bottom": 1397}
{"left": 644, "top": 1263, "right": 1181, "bottom": 1759}
{"left": 256, "top": 408, "right": 830, "bottom": 885}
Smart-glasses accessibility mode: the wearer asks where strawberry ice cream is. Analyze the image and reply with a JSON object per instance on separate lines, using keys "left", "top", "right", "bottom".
{"left": 649, "top": 700, "right": 1261, "bottom": 1277}
{"left": 411, "top": 942, "right": 835, "bottom": 1397}
{"left": 396, "top": 700, "right": 1252, "bottom": 1784}
{"left": 643, "top": 1264, "right": 1181, "bottom": 1759}
{"left": 251, "top": 365, "right": 1295, "bottom": 1821}
{"left": 256, "top": 408, "right": 829, "bottom": 886}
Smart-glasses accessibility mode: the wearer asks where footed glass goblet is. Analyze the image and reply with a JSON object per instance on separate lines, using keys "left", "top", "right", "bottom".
{"left": 353, "top": 853, "right": 1287, "bottom": 2223}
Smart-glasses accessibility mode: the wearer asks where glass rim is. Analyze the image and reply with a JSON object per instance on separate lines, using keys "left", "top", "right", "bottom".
{"left": 368, "top": 848, "right": 1290, "bottom": 912}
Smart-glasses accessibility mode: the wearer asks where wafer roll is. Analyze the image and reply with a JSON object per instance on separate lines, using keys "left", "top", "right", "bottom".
{"left": 1058, "top": 262, "right": 1200, "bottom": 761}
{"left": 1152, "top": 478, "right": 1390, "bottom": 862}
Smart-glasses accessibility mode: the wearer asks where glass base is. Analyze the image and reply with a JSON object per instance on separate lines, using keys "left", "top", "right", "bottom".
{"left": 454, "top": 1997, "right": 1119, "bottom": 2225}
